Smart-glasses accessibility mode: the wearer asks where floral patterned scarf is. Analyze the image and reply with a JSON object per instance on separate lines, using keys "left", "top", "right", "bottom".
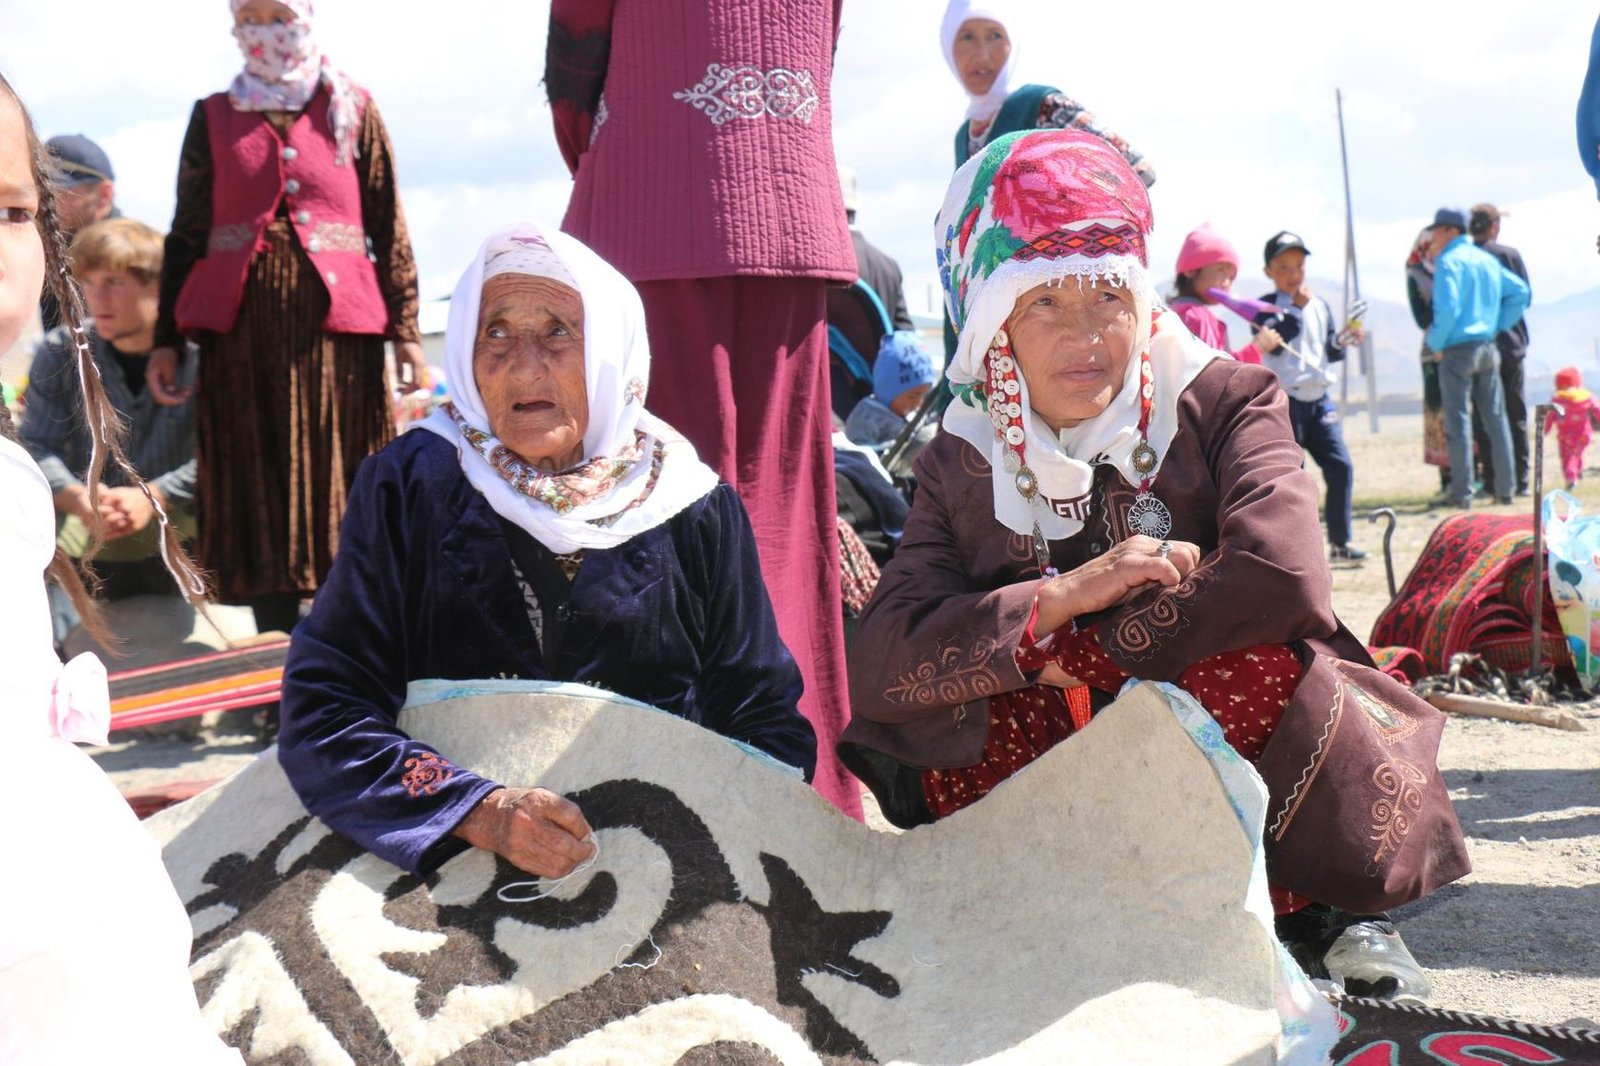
{"left": 227, "top": 0, "right": 362, "bottom": 166}
{"left": 935, "top": 128, "right": 1218, "bottom": 546}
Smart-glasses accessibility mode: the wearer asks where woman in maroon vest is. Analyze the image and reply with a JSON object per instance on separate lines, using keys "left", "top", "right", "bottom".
{"left": 147, "top": 0, "right": 422, "bottom": 635}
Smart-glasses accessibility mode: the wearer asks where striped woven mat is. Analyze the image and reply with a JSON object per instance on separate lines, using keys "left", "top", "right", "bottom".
{"left": 107, "top": 636, "right": 289, "bottom": 732}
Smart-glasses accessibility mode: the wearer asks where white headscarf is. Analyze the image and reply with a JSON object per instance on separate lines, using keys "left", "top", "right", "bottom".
{"left": 417, "top": 222, "right": 718, "bottom": 554}
{"left": 936, "top": 130, "right": 1219, "bottom": 546}
{"left": 227, "top": 0, "right": 363, "bottom": 165}
{"left": 940, "top": 0, "right": 1021, "bottom": 124}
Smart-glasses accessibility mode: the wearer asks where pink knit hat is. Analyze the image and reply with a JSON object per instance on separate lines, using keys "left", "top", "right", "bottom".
{"left": 1174, "top": 223, "right": 1240, "bottom": 276}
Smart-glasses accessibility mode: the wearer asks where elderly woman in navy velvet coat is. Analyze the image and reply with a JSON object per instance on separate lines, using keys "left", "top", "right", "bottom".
{"left": 279, "top": 222, "right": 817, "bottom": 880}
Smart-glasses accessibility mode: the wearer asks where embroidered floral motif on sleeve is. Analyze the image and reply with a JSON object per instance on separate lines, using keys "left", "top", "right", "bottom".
{"left": 673, "top": 64, "right": 821, "bottom": 126}
{"left": 1109, "top": 578, "right": 1200, "bottom": 660}
{"left": 884, "top": 638, "right": 1002, "bottom": 706}
{"left": 400, "top": 751, "right": 455, "bottom": 797}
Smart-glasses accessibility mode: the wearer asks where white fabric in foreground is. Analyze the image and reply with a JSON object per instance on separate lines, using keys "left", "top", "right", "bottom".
{"left": 416, "top": 221, "right": 717, "bottom": 553}
{"left": 152, "top": 680, "right": 1336, "bottom": 1064}
{"left": 0, "top": 437, "right": 240, "bottom": 1065}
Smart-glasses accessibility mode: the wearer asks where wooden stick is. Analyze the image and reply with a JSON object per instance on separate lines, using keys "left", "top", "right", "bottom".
{"left": 1423, "top": 691, "right": 1588, "bottom": 732}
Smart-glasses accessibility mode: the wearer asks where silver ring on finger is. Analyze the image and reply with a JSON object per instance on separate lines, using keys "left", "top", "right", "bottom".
{"left": 1158, "top": 540, "right": 1171, "bottom": 559}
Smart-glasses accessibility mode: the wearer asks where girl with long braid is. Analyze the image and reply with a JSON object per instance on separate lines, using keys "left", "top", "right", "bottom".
{"left": 0, "top": 70, "right": 237, "bottom": 1061}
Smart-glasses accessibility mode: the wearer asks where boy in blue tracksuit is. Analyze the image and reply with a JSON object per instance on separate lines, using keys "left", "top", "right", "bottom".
{"left": 1258, "top": 231, "right": 1366, "bottom": 564}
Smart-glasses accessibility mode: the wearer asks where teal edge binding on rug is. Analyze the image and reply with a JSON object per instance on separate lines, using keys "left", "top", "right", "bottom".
{"left": 1144, "top": 679, "right": 1341, "bottom": 1066}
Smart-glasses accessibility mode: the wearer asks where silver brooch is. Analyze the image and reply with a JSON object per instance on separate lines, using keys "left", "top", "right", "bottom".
{"left": 1128, "top": 492, "right": 1173, "bottom": 539}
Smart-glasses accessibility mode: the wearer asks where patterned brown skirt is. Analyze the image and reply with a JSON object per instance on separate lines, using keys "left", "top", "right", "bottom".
{"left": 193, "top": 219, "right": 391, "bottom": 603}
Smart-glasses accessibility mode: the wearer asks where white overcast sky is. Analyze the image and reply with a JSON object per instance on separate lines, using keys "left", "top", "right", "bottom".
{"left": 5, "top": 1, "right": 1597, "bottom": 322}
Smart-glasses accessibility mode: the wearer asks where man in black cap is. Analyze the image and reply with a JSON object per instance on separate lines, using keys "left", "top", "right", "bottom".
{"left": 1425, "top": 207, "right": 1529, "bottom": 509}
{"left": 1469, "top": 203, "right": 1532, "bottom": 495}
{"left": 41, "top": 134, "right": 119, "bottom": 330}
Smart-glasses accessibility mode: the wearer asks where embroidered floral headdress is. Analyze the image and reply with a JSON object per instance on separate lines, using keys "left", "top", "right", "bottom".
{"left": 934, "top": 129, "right": 1217, "bottom": 570}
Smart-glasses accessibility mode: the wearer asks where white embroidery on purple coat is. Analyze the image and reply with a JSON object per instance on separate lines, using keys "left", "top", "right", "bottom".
{"left": 673, "top": 64, "right": 820, "bottom": 126}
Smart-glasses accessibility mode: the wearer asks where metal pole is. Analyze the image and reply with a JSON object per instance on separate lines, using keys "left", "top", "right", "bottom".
{"left": 1335, "top": 88, "right": 1379, "bottom": 432}
{"left": 1529, "top": 402, "right": 1552, "bottom": 679}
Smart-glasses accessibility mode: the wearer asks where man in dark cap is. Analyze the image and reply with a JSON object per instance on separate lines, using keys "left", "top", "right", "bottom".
{"left": 1469, "top": 203, "right": 1532, "bottom": 495}
{"left": 41, "top": 134, "right": 119, "bottom": 330}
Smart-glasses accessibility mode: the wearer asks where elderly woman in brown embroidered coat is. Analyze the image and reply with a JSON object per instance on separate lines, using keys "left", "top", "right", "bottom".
{"left": 146, "top": 0, "right": 423, "bottom": 635}
{"left": 840, "top": 129, "right": 1468, "bottom": 1003}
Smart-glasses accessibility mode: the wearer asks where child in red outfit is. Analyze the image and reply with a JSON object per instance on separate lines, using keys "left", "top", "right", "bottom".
{"left": 1547, "top": 366, "right": 1600, "bottom": 490}
{"left": 1168, "top": 223, "right": 1283, "bottom": 362}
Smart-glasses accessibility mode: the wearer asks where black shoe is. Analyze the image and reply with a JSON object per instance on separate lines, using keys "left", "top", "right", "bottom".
{"left": 1515, "top": 483, "right": 1531, "bottom": 497}
{"left": 1495, "top": 495, "right": 1514, "bottom": 506}
{"left": 1330, "top": 543, "right": 1367, "bottom": 565}
{"left": 1276, "top": 905, "right": 1432, "bottom": 1005}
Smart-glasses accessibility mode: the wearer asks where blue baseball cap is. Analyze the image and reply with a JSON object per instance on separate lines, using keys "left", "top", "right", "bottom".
{"left": 45, "top": 134, "right": 115, "bottom": 186}
{"left": 1429, "top": 207, "right": 1468, "bottom": 232}
{"left": 873, "top": 331, "right": 935, "bottom": 405}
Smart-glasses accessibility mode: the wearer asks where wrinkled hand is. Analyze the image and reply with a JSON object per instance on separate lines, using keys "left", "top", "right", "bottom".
{"left": 99, "top": 485, "right": 159, "bottom": 540}
{"left": 395, "top": 341, "right": 429, "bottom": 395}
{"left": 1034, "top": 534, "right": 1201, "bottom": 634}
{"left": 1253, "top": 325, "right": 1284, "bottom": 354}
{"left": 146, "top": 346, "right": 191, "bottom": 406}
{"left": 454, "top": 786, "right": 595, "bottom": 879}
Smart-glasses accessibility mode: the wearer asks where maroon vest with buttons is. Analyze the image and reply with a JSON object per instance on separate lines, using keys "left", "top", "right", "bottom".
{"left": 174, "top": 87, "right": 389, "bottom": 336}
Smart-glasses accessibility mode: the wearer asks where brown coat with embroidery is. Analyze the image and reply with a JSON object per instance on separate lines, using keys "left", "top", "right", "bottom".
{"left": 841, "top": 359, "right": 1471, "bottom": 912}
{"left": 843, "top": 358, "right": 1362, "bottom": 771}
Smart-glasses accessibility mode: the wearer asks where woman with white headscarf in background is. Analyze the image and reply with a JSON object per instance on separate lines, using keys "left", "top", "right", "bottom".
{"left": 941, "top": 0, "right": 1158, "bottom": 178}
{"left": 929, "top": 0, "right": 1161, "bottom": 407}
{"left": 146, "top": 0, "right": 425, "bottom": 638}
{"left": 278, "top": 222, "right": 817, "bottom": 880}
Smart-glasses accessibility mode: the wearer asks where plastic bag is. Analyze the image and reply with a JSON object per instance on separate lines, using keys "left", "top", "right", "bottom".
{"left": 1542, "top": 490, "right": 1600, "bottom": 689}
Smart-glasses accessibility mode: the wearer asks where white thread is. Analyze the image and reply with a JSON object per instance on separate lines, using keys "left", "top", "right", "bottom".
{"left": 911, "top": 954, "right": 942, "bottom": 968}
{"left": 615, "top": 933, "right": 662, "bottom": 970}
{"left": 495, "top": 835, "right": 601, "bottom": 903}
{"left": 824, "top": 963, "right": 862, "bottom": 978}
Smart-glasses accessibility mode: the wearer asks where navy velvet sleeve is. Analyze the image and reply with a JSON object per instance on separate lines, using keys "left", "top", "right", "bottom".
{"left": 278, "top": 449, "right": 500, "bottom": 876}
{"left": 681, "top": 486, "right": 817, "bottom": 779}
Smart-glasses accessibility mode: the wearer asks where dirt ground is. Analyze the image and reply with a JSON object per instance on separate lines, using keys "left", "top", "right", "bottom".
{"left": 93, "top": 414, "right": 1600, "bottom": 1028}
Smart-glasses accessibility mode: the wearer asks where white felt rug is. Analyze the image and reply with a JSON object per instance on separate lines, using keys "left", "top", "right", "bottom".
{"left": 148, "top": 680, "right": 1337, "bottom": 1064}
